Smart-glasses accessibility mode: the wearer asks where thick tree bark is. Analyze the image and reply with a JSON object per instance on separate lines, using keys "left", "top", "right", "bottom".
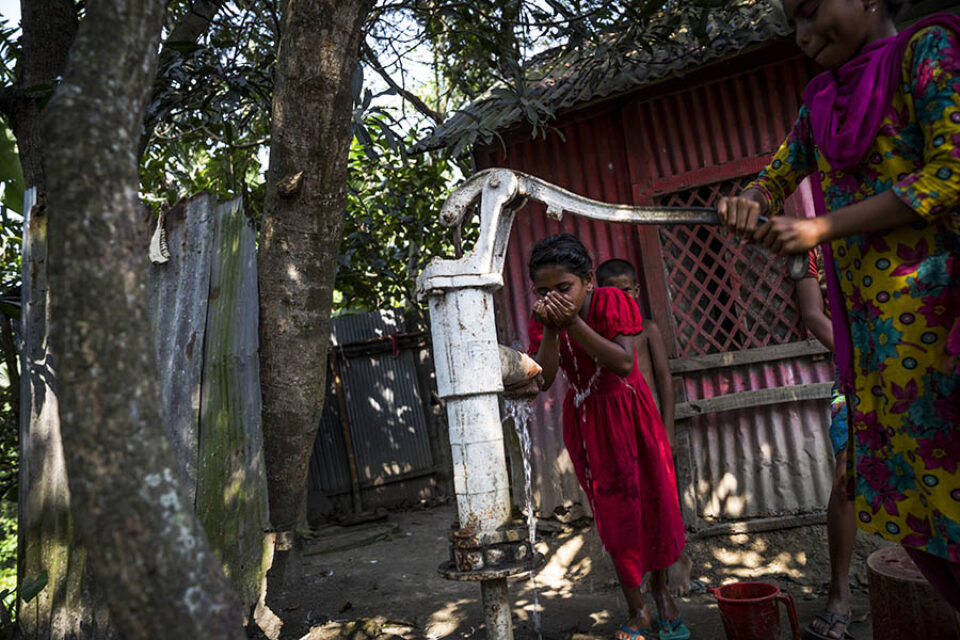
{"left": 41, "top": 1, "right": 244, "bottom": 638}
{"left": 12, "top": 16, "right": 88, "bottom": 627}
{"left": 18, "top": 189, "right": 112, "bottom": 639}
{"left": 259, "top": 0, "right": 372, "bottom": 532}
{"left": 4, "top": 0, "right": 78, "bottom": 189}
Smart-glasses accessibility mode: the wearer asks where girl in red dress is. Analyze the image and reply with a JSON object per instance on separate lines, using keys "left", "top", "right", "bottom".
{"left": 527, "top": 233, "right": 688, "bottom": 640}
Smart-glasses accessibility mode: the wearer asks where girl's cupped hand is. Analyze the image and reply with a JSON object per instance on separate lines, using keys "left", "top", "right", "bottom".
{"left": 533, "top": 299, "right": 557, "bottom": 329}
{"left": 543, "top": 291, "right": 579, "bottom": 328}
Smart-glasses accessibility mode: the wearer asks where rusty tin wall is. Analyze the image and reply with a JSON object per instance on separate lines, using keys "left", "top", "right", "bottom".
{"left": 678, "top": 355, "right": 835, "bottom": 524}
{"left": 622, "top": 56, "right": 811, "bottom": 194}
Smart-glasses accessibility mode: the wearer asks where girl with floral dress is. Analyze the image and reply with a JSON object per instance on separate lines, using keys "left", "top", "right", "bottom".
{"left": 718, "top": 0, "right": 960, "bottom": 615}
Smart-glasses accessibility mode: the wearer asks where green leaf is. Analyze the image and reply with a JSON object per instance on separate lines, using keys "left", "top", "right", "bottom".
{"left": 21, "top": 570, "right": 48, "bottom": 603}
{"left": 352, "top": 62, "right": 364, "bottom": 104}
{"left": 0, "top": 302, "right": 19, "bottom": 320}
{"left": 165, "top": 41, "right": 205, "bottom": 54}
{"left": 0, "top": 127, "right": 24, "bottom": 213}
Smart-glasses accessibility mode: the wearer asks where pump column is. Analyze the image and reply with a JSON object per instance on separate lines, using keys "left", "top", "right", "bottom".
{"left": 426, "top": 283, "right": 513, "bottom": 640}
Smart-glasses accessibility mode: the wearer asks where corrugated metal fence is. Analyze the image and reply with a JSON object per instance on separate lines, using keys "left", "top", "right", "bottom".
{"left": 149, "top": 196, "right": 449, "bottom": 528}
{"left": 149, "top": 194, "right": 269, "bottom": 605}
{"left": 308, "top": 309, "right": 450, "bottom": 519}
{"left": 18, "top": 191, "right": 272, "bottom": 623}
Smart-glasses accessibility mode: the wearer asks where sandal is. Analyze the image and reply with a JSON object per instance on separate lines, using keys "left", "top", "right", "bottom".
{"left": 617, "top": 624, "right": 654, "bottom": 640}
{"left": 658, "top": 616, "right": 692, "bottom": 640}
{"left": 802, "top": 610, "right": 851, "bottom": 640}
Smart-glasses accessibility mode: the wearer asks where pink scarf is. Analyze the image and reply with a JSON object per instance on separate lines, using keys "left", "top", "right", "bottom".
{"left": 804, "top": 15, "right": 960, "bottom": 170}
{"left": 803, "top": 15, "right": 960, "bottom": 393}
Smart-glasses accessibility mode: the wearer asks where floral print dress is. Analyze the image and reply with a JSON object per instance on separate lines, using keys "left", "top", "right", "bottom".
{"left": 748, "top": 26, "right": 960, "bottom": 560}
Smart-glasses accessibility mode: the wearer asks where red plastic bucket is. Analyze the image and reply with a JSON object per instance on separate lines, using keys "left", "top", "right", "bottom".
{"left": 707, "top": 582, "right": 800, "bottom": 640}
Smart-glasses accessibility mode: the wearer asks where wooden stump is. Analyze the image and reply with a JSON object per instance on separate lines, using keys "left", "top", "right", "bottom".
{"left": 867, "top": 545, "right": 959, "bottom": 639}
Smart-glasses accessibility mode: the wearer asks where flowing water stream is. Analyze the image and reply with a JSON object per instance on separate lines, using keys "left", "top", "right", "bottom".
{"left": 503, "top": 398, "right": 542, "bottom": 639}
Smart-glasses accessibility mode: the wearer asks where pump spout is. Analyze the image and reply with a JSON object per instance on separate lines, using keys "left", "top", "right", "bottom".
{"left": 498, "top": 345, "right": 541, "bottom": 387}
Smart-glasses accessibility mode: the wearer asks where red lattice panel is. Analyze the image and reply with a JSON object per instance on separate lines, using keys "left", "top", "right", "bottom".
{"left": 658, "top": 178, "right": 805, "bottom": 358}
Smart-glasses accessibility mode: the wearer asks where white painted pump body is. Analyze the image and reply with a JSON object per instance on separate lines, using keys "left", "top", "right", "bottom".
{"left": 416, "top": 167, "right": 776, "bottom": 640}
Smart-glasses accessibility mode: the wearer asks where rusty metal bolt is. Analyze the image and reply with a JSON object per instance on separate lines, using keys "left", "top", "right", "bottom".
{"left": 456, "top": 550, "right": 484, "bottom": 572}
{"left": 485, "top": 547, "right": 505, "bottom": 566}
{"left": 488, "top": 176, "right": 501, "bottom": 188}
{"left": 452, "top": 527, "right": 480, "bottom": 549}
{"left": 514, "top": 543, "right": 530, "bottom": 562}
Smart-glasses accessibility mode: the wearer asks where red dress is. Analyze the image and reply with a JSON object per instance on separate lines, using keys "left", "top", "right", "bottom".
{"left": 528, "top": 287, "right": 685, "bottom": 586}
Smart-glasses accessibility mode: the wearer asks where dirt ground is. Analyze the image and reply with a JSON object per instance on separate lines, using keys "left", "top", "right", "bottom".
{"left": 260, "top": 500, "right": 888, "bottom": 640}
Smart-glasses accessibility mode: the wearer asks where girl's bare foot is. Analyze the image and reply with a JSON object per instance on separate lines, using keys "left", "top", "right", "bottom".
{"left": 667, "top": 552, "right": 692, "bottom": 596}
{"left": 615, "top": 610, "right": 654, "bottom": 640}
{"left": 649, "top": 568, "right": 681, "bottom": 622}
{"left": 652, "top": 586, "right": 680, "bottom": 623}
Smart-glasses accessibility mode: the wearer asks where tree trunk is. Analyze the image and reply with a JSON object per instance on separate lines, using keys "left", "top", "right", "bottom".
{"left": 259, "top": 0, "right": 371, "bottom": 534}
{"left": 40, "top": 0, "right": 244, "bottom": 638}
{"left": 18, "top": 190, "right": 113, "bottom": 639}
{"left": 10, "top": 7, "right": 97, "bottom": 639}
{"left": 7, "top": 0, "right": 78, "bottom": 190}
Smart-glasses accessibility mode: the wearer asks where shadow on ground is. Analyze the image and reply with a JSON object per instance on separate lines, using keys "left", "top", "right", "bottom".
{"left": 262, "top": 502, "right": 883, "bottom": 640}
